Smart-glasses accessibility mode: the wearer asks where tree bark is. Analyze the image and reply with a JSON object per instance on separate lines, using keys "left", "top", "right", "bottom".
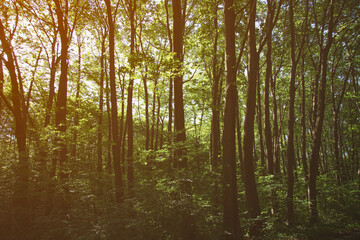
{"left": 0, "top": 57, "right": 3, "bottom": 122}
{"left": 44, "top": 29, "right": 59, "bottom": 127}
{"left": 143, "top": 69, "right": 150, "bottom": 151}
{"left": 301, "top": 55, "right": 308, "bottom": 183}
{"left": 53, "top": 0, "right": 70, "bottom": 211}
{"left": 272, "top": 74, "right": 281, "bottom": 175}
{"left": 286, "top": 0, "right": 297, "bottom": 224}
{"left": 97, "top": 29, "right": 107, "bottom": 196}
{"left": 98, "top": 30, "right": 106, "bottom": 174}
{"left": 330, "top": 47, "right": 349, "bottom": 182}
{"left": 222, "top": 0, "right": 242, "bottom": 238}
{"left": 172, "top": 0, "right": 187, "bottom": 168}
{"left": 308, "top": 0, "right": 335, "bottom": 223}
{"left": 256, "top": 75, "right": 265, "bottom": 171}
{"left": 72, "top": 36, "right": 82, "bottom": 160}
{"left": 105, "top": 57, "right": 112, "bottom": 174}
{"left": 0, "top": 18, "right": 29, "bottom": 233}
{"left": 151, "top": 79, "right": 157, "bottom": 150}
{"left": 165, "top": 0, "right": 173, "bottom": 150}
{"left": 243, "top": 0, "right": 261, "bottom": 234}
{"left": 105, "top": 0, "right": 123, "bottom": 203}
{"left": 264, "top": 0, "right": 274, "bottom": 175}
{"left": 126, "top": 0, "right": 136, "bottom": 194}
{"left": 211, "top": 3, "right": 221, "bottom": 205}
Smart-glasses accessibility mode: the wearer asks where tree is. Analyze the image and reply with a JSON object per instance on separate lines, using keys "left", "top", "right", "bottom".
{"left": 105, "top": 0, "right": 124, "bottom": 203}
{"left": 0, "top": 17, "right": 29, "bottom": 232}
{"left": 53, "top": 0, "right": 70, "bottom": 206}
{"left": 0, "top": 57, "right": 3, "bottom": 129}
{"left": 222, "top": 0, "right": 242, "bottom": 238}
{"left": 172, "top": 0, "right": 187, "bottom": 168}
{"left": 242, "top": 0, "right": 261, "bottom": 230}
{"left": 125, "top": 0, "right": 136, "bottom": 194}
{"left": 308, "top": 0, "right": 336, "bottom": 223}
{"left": 286, "top": 0, "right": 297, "bottom": 224}
{"left": 210, "top": 1, "right": 223, "bottom": 205}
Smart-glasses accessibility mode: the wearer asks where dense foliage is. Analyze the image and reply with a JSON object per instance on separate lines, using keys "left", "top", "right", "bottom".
{"left": 0, "top": 0, "right": 359, "bottom": 239}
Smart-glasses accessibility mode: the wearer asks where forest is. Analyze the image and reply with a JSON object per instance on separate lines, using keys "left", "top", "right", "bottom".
{"left": 0, "top": 0, "right": 359, "bottom": 239}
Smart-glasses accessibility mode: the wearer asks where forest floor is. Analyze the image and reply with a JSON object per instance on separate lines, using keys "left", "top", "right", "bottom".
{"left": 331, "top": 231, "right": 360, "bottom": 240}
{"left": 309, "top": 230, "right": 360, "bottom": 240}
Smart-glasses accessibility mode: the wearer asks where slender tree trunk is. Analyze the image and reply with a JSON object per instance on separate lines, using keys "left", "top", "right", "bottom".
{"left": 330, "top": 55, "right": 349, "bottom": 182}
{"left": 264, "top": 1, "right": 279, "bottom": 215}
{"left": 151, "top": 79, "right": 157, "bottom": 150}
{"left": 44, "top": 33, "right": 59, "bottom": 127}
{"left": 0, "top": 57, "right": 3, "bottom": 122}
{"left": 160, "top": 117, "right": 164, "bottom": 149}
{"left": 308, "top": 0, "right": 335, "bottom": 223}
{"left": 143, "top": 71, "right": 150, "bottom": 151}
{"left": 172, "top": 0, "right": 187, "bottom": 168}
{"left": 172, "top": 1, "right": 197, "bottom": 237}
{"left": 264, "top": 1, "right": 274, "bottom": 175}
{"left": 272, "top": 75, "right": 281, "bottom": 175}
{"left": 126, "top": 0, "right": 136, "bottom": 193}
{"left": 54, "top": 0, "right": 70, "bottom": 211}
{"left": 165, "top": 0, "right": 173, "bottom": 152}
{"left": 118, "top": 72, "right": 125, "bottom": 174}
{"left": 105, "top": 0, "right": 123, "bottom": 203}
{"left": 45, "top": 34, "right": 59, "bottom": 215}
{"left": 0, "top": 19, "right": 29, "bottom": 232}
{"left": 311, "top": 67, "right": 321, "bottom": 132}
{"left": 155, "top": 96, "right": 161, "bottom": 151}
{"left": 301, "top": 55, "right": 308, "bottom": 183}
{"left": 286, "top": 0, "right": 297, "bottom": 224}
{"left": 243, "top": 0, "right": 261, "bottom": 232}
{"left": 105, "top": 58, "right": 112, "bottom": 174}
{"left": 97, "top": 31, "right": 106, "bottom": 195}
{"left": 121, "top": 107, "right": 127, "bottom": 174}
{"left": 72, "top": 38, "right": 82, "bottom": 160}
{"left": 211, "top": 3, "right": 221, "bottom": 205}
{"left": 256, "top": 75, "right": 265, "bottom": 172}
{"left": 222, "top": 0, "right": 242, "bottom": 238}
{"left": 237, "top": 94, "right": 244, "bottom": 181}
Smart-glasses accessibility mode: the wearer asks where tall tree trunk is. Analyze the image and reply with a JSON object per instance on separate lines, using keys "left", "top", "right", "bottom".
{"left": 211, "top": 3, "right": 221, "bottom": 205}
{"left": 264, "top": 1, "right": 274, "bottom": 175}
{"left": 222, "top": 0, "right": 242, "bottom": 238}
{"left": 143, "top": 70, "right": 150, "bottom": 151}
{"left": 286, "top": 0, "right": 297, "bottom": 224}
{"left": 0, "top": 19, "right": 29, "bottom": 232}
{"left": 97, "top": 30, "right": 107, "bottom": 195}
{"left": 0, "top": 57, "right": 3, "bottom": 122}
{"left": 165, "top": 0, "right": 173, "bottom": 151}
{"left": 151, "top": 79, "right": 157, "bottom": 150}
{"left": 126, "top": 0, "right": 136, "bottom": 194}
{"left": 272, "top": 75, "right": 281, "bottom": 175}
{"left": 118, "top": 72, "right": 125, "bottom": 174}
{"left": 72, "top": 37, "right": 82, "bottom": 160}
{"left": 105, "top": 57, "right": 112, "bottom": 174}
{"left": 105, "top": 0, "right": 123, "bottom": 203}
{"left": 330, "top": 49, "right": 349, "bottom": 182}
{"left": 256, "top": 76, "right": 265, "bottom": 171}
{"left": 172, "top": 0, "right": 187, "bottom": 168}
{"left": 54, "top": 0, "right": 70, "bottom": 211}
{"left": 155, "top": 95, "right": 161, "bottom": 151}
{"left": 311, "top": 66, "right": 321, "bottom": 132}
{"left": 44, "top": 31, "right": 59, "bottom": 127}
{"left": 301, "top": 54, "right": 308, "bottom": 183}
{"left": 166, "top": 0, "right": 174, "bottom": 168}
{"left": 243, "top": 0, "right": 261, "bottom": 223}
{"left": 308, "top": 0, "right": 335, "bottom": 223}
{"left": 237, "top": 94, "right": 244, "bottom": 182}
{"left": 45, "top": 30, "right": 60, "bottom": 215}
